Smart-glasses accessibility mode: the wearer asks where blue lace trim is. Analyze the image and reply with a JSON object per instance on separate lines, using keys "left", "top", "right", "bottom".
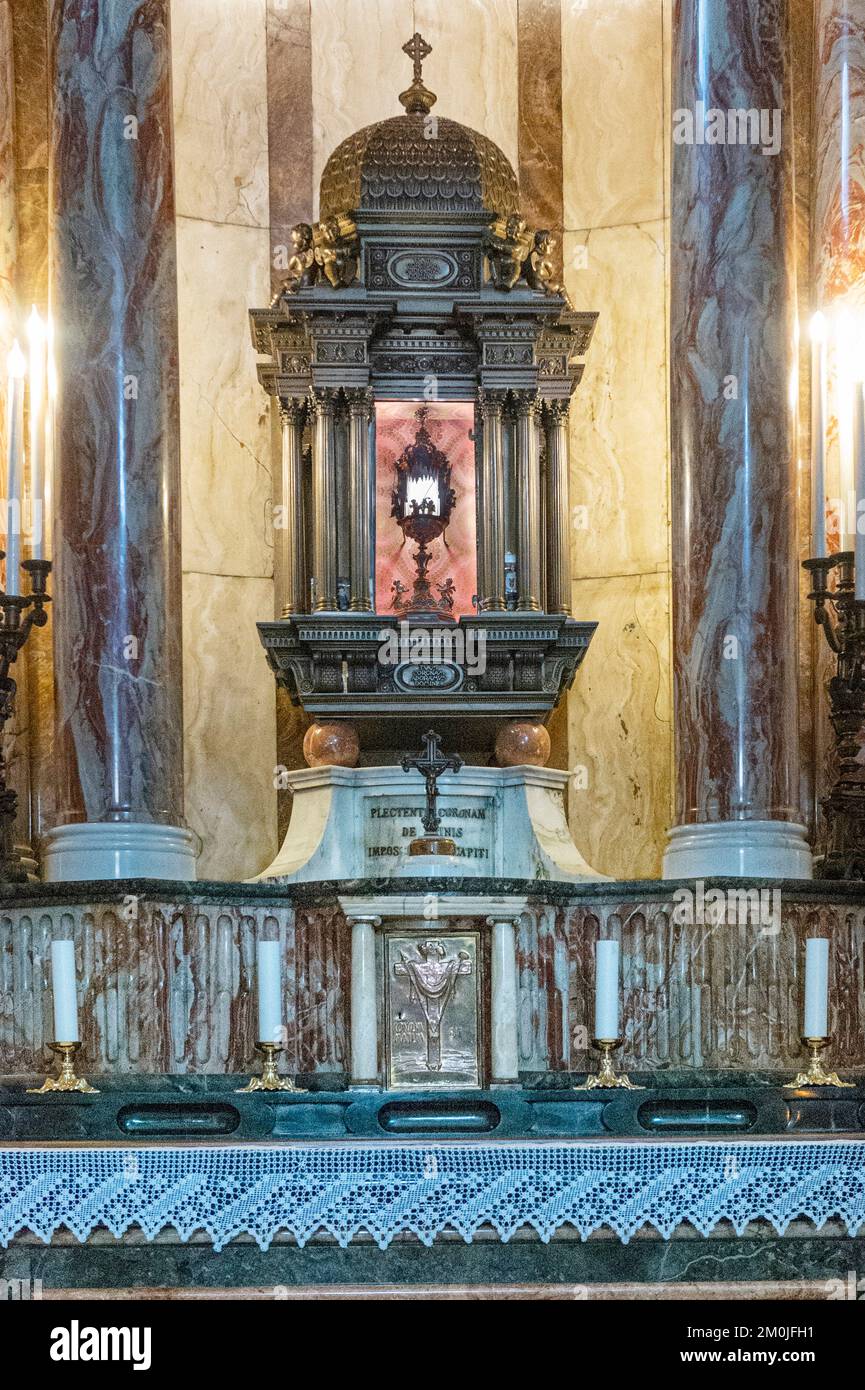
{"left": 0, "top": 1140, "right": 863, "bottom": 1251}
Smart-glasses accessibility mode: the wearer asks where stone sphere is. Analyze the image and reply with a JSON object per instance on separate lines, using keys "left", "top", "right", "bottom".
{"left": 303, "top": 722, "right": 360, "bottom": 768}
{"left": 495, "top": 720, "right": 551, "bottom": 768}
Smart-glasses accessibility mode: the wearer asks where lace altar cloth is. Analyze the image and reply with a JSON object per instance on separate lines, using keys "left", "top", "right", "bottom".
{"left": 0, "top": 1140, "right": 863, "bottom": 1252}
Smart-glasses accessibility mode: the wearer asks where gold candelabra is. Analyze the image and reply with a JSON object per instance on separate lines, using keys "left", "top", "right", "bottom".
{"left": 26, "top": 1042, "right": 99, "bottom": 1094}
{"left": 236, "top": 1042, "right": 307, "bottom": 1093}
{"left": 784, "top": 1036, "right": 854, "bottom": 1089}
{"left": 573, "top": 1038, "right": 645, "bottom": 1091}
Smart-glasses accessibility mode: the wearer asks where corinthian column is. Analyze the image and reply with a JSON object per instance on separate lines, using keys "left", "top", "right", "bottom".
{"left": 278, "top": 399, "right": 306, "bottom": 616}
{"left": 664, "top": 0, "right": 810, "bottom": 878}
{"left": 346, "top": 388, "right": 373, "bottom": 611}
{"left": 44, "top": 0, "right": 195, "bottom": 880}
{"left": 543, "top": 400, "right": 571, "bottom": 616}
{"left": 309, "top": 387, "right": 338, "bottom": 612}
{"left": 477, "top": 389, "right": 506, "bottom": 611}
{"left": 514, "top": 391, "right": 541, "bottom": 612}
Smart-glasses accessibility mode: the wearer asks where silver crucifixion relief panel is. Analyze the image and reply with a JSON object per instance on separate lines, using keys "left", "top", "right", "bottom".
{"left": 385, "top": 931, "right": 482, "bottom": 1089}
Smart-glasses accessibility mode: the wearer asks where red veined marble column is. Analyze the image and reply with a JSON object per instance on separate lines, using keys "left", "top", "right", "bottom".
{"left": 43, "top": 0, "right": 195, "bottom": 880}
{"left": 813, "top": 0, "right": 865, "bottom": 313}
{"left": 665, "top": 0, "right": 811, "bottom": 878}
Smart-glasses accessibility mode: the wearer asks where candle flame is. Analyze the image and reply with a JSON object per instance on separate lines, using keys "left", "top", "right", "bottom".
{"left": 27, "top": 305, "right": 47, "bottom": 344}
{"left": 7, "top": 340, "right": 26, "bottom": 378}
{"left": 810, "top": 311, "right": 828, "bottom": 343}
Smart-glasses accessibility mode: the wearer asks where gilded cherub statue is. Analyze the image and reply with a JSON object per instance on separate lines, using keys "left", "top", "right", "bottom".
{"left": 314, "top": 215, "right": 359, "bottom": 289}
{"left": 521, "top": 228, "right": 574, "bottom": 306}
{"left": 486, "top": 215, "right": 532, "bottom": 290}
{"left": 522, "top": 229, "right": 556, "bottom": 291}
{"left": 268, "top": 223, "right": 319, "bottom": 305}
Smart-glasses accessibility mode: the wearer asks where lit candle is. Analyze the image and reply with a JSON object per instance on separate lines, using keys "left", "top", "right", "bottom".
{"left": 855, "top": 380, "right": 865, "bottom": 599}
{"left": 51, "top": 939, "right": 79, "bottom": 1043}
{"left": 256, "top": 939, "right": 282, "bottom": 1045}
{"left": 27, "top": 307, "right": 47, "bottom": 561}
{"left": 811, "top": 312, "right": 827, "bottom": 558}
{"left": 594, "top": 939, "right": 620, "bottom": 1040}
{"left": 4, "top": 339, "right": 26, "bottom": 593}
{"left": 803, "top": 936, "right": 829, "bottom": 1039}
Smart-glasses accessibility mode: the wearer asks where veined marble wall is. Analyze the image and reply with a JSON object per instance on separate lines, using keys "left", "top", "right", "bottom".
{"left": 170, "top": 0, "right": 276, "bottom": 880}
{"left": 562, "top": 0, "right": 673, "bottom": 878}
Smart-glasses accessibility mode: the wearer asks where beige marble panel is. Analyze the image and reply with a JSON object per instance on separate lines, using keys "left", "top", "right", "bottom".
{"left": 562, "top": 0, "right": 664, "bottom": 230}
{"left": 176, "top": 216, "right": 273, "bottom": 578}
{"left": 416, "top": 0, "right": 519, "bottom": 170}
{"left": 0, "top": 0, "right": 16, "bottom": 434}
{"left": 564, "top": 223, "right": 668, "bottom": 579}
{"left": 170, "top": 0, "right": 269, "bottom": 228}
{"left": 183, "top": 572, "right": 277, "bottom": 881}
{"left": 310, "top": 0, "right": 413, "bottom": 209}
{"left": 567, "top": 570, "right": 672, "bottom": 879}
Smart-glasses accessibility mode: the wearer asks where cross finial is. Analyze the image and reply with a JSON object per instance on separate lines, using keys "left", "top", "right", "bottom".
{"left": 398, "top": 32, "right": 437, "bottom": 115}
{"left": 403, "top": 31, "right": 431, "bottom": 80}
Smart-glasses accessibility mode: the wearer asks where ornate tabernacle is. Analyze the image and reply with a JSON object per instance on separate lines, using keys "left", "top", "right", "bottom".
{"left": 252, "top": 33, "right": 597, "bottom": 755}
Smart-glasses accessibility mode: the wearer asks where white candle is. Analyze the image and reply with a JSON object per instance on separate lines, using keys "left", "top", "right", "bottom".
{"left": 43, "top": 320, "right": 56, "bottom": 562}
{"left": 803, "top": 936, "right": 829, "bottom": 1039}
{"left": 27, "top": 307, "right": 47, "bottom": 561}
{"left": 51, "top": 939, "right": 79, "bottom": 1043}
{"left": 855, "top": 382, "right": 865, "bottom": 598}
{"left": 256, "top": 940, "right": 282, "bottom": 1044}
{"left": 811, "top": 313, "right": 827, "bottom": 558}
{"left": 594, "top": 939, "right": 620, "bottom": 1040}
{"left": 4, "top": 340, "right": 26, "bottom": 593}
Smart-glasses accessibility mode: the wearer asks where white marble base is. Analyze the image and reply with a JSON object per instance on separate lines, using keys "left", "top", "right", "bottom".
{"left": 42, "top": 822, "right": 198, "bottom": 882}
{"left": 254, "top": 765, "right": 606, "bottom": 884}
{"left": 663, "top": 820, "right": 813, "bottom": 880}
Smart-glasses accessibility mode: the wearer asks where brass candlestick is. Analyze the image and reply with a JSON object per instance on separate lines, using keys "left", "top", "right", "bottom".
{"left": 573, "top": 1038, "right": 645, "bottom": 1091}
{"left": 784, "top": 1036, "right": 854, "bottom": 1089}
{"left": 236, "top": 1042, "right": 307, "bottom": 1093}
{"left": 0, "top": 556, "right": 51, "bottom": 882}
{"left": 26, "top": 1042, "right": 99, "bottom": 1094}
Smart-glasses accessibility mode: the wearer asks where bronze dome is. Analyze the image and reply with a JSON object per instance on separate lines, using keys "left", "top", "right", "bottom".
{"left": 318, "top": 34, "right": 520, "bottom": 220}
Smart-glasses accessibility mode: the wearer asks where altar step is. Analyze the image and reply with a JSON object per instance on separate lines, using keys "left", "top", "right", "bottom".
{"left": 29, "top": 1280, "right": 845, "bottom": 1301}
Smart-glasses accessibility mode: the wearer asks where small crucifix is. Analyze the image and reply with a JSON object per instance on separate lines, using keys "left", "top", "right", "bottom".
{"left": 402, "top": 31, "right": 432, "bottom": 82}
{"left": 402, "top": 730, "right": 463, "bottom": 838}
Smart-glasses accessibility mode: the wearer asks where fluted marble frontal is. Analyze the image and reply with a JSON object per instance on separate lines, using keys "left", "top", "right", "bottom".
{"left": 1, "top": 882, "right": 863, "bottom": 1077}
{"left": 50, "top": 0, "right": 185, "bottom": 830}
{"left": 669, "top": 0, "right": 801, "bottom": 830}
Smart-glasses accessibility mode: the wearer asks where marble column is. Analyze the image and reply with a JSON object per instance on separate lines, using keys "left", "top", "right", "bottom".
{"left": 43, "top": 0, "right": 195, "bottom": 881}
{"left": 477, "top": 390, "right": 506, "bottom": 611}
{"left": 812, "top": 2, "right": 865, "bottom": 532}
{"left": 514, "top": 391, "right": 542, "bottom": 612}
{"left": 309, "top": 387, "right": 338, "bottom": 612}
{"left": 543, "top": 399, "right": 571, "bottom": 616}
{"left": 664, "top": 0, "right": 811, "bottom": 879}
{"left": 349, "top": 913, "right": 379, "bottom": 1085}
{"left": 0, "top": 0, "right": 34, "bottom": 874}
{"left": 278, "top": 399, "right": 306, "bottom": 617}
{"left": 489, "top": 916, "right": 520, "bottom": 1083}
{"left": 347, "top": 388, "right": 373, "bottom": 612}
{"left": 813, "top": 1, "right": 865, "bottom": 313}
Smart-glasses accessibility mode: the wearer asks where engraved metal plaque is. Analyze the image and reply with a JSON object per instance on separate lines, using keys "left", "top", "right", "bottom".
{"left": 385, "top": 932, "right": 481, "bottom": 1089}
